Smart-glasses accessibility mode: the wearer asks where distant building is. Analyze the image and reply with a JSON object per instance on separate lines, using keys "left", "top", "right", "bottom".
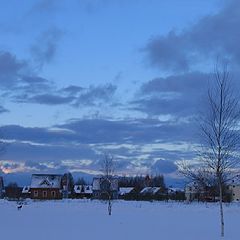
{"left": 5, "top": 184, "right": 22, "bottom": 200}
{"left": 185, "top": 182, "right": 203, "bottom": 202}
{"left": 140, "top": 187, "right": 162, "bottom": 196}
{"left": 22, "top": 186, "right": 31, "bottom": 198}
{"left": 0, "top": 176, "right": 4, "bottom": 198}
{"left": 228, "top": 177, "right": 240, "bottom": 202}
{"left": 73, "top": 185, "right": 92, "bottom": 198}
{"left": 92, "top": 177, "right": 119, "bottom": 199}
{"left": 119, "top": 187, "right": 134, "bottom": 198}
{"left": 30, "top": 174, "right": 63, "bottom": 200}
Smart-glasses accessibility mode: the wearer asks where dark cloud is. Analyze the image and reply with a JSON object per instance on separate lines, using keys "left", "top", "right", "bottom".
{"left": 13, "top": 83, "right": 117, "bottom": 106}
{"left": 30, "top": 27, "right": 63, "bottom": 68}
{"left": 74, "top": 84, "right": 117, "bottom": 106}
{"left": 61, "top": 85, "right": 84, "bottom": 95}
{"left": 0, "top": 50, "right": 117, "bottom": 107}
{"left": 28, "top": 94, "right": 74, "bottom": 105}
{"left": 0, "top": 51, "right": 28, "bottom": 89}
{"left": 0, "top": 117, "right": 196, "bottom": 147}
{"left": 143, "top": 0, "right": 240, "bottom": 71}
{"left": 0, "top": 106, "right": 9, "bottom": 114}
{"left": 0, "top": 117, "right": 197, "bottom": 179}
{"left": 29, "top": 0, "right": 59, "bottom": 14}
{"left": 151, "top": 160, "right": 178, "bottom": 174}
{"left": 132, "top": 72, "right": 210, "bottom": 117}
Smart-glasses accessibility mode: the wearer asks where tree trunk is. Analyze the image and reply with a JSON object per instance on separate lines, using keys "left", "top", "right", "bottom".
{"left": 219, "top": 181, "right": 224, "bottom": 237}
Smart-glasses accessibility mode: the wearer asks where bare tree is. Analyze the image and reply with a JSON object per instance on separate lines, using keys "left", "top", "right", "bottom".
{"left": 100, "top": 153, "right": 116, "bottom": 216}
{"left": 180, "top": 64, "right": 240, "bottom": 237}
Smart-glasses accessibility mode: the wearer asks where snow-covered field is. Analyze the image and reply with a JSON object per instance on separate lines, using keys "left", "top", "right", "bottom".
{"left": 0, "top": 200, "right": 240, "bottom": 240}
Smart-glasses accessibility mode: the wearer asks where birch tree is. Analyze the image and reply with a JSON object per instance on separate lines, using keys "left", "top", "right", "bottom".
{"left": 180, "top": 64, "right": 240, "bottom": 237}
{"left": 100, "top": 153, "right": 115, "bottom": 216}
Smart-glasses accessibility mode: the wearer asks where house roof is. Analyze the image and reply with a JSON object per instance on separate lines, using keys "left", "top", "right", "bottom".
{"left": 140, "top": 187, "right": 161, "bottom": 195}
{"left": 30, "top": 174, "right": 62, "bottom": 189}
{"left": 74, "top": 185, "right": 93, "bottom": 194}
{"left": 119, "top": 187, "right": 134, "bottom": 195}
{"left": 22, "top": 186, "right": 30, "bottom": 193}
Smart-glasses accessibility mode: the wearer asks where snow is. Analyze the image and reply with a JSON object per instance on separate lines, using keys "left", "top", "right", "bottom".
{"left": 119, "top": 187, "right": 134, "bottom": 195}
{"left": 74, "top": 185, "right": 93, "bottom": 194}
{"left": 0, "top": 200, "right": 240, "bottom": 240}
{"left": 30, "top": 174, "right": 62, "bottom": 188}
{"left": 22, "top": 186, "right": 30, "bottom": 193}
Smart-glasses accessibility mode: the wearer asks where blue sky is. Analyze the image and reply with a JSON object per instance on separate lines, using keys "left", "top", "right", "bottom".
{"left": 0, "top": 0, "right": 239, "bottom": 185}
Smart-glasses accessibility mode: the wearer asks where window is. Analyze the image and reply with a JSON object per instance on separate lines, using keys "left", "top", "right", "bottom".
{"left": 34, "top": 190, "right": 38, "bottom": 197}
{"left": 51, "top": 191, "right": 56, "bottom": 198}
{"left": 43, "top": 191, "right": 47, "bottom": 198}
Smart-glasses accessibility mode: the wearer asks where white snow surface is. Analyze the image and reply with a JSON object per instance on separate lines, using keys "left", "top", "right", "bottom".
{"left": 0, "top": 199, "right": 240, "bottom": 240}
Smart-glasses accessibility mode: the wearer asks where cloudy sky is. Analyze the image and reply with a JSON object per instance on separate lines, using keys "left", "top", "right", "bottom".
{"left": 0, "top": 0, "right": 239, "bottom": 185}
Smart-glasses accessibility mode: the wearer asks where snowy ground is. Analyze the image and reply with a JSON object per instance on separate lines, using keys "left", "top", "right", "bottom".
{"left": 0, "top": 199, "right": 240, "bottom": 240}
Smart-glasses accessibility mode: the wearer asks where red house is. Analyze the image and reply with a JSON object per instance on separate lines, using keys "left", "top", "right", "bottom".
{"left": 30, "top": 174, "right": 63, "bottom": 200}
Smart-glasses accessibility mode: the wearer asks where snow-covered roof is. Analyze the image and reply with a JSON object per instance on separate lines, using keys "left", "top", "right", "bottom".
{"left": 140, "top": 187, "right": 161, "bottom": 195}
{"left": 22, "top": 186, "right": 30, "bottom": 193}
{"left": 168, "top": 188, "right": 182, "bottom": 193}
{"left": 30, "top": 174, "right": 62, "bottom": 189}
{"left": 119, "top": 187, "right": 134, "bottom": 195}
{"left": 74, "top": 185, "right": 93, "bottom": 194}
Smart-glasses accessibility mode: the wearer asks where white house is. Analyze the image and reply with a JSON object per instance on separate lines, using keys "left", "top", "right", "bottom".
{"left": 228, "top": 177, "right": 240, "bottom": 202}
{"left": 73, "top": 185, "right": 92, "bottom": 198}
{"left": 92, "top": 177, "right": 119, "bottom": 199}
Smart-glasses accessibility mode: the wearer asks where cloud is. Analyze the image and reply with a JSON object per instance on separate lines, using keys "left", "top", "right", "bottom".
{"left": 131, "top": 71, "right": 210, "bottom": 117}
{"left": 0, "top": 106, "right": 9, "bottom": 114}
{"left": 0, "top": 50, "right": 117, "bottom": 107}
{"left": 74, "top": 84, "right": 117, "bottom": 106}
{"left": 0, "top": 116, "right": 197, "bottom": 178}
{"left": 27, "top": 94, "right": 74, "bottom": 105}
{"left": 29, "top": 0, "right": 59, "bottom": 14}
{"left": 13, "top": 83, "right": 117, "bottom": 107}
{"left": 0, "top": 51, "right": 28, "bottom": 89}
{"left": 151, "top": 160, "right": 178, "bottom": 174}
{"left": 61, "top": 85, "right": 84, "bottom": 95}
{"left": 30, "top": 27, "right": 63, "bottom": 68}
{"left": 143, "top": 0, "right": 240, "bottom": 71}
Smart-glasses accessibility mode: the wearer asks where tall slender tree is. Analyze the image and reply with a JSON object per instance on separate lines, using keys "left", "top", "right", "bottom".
{"left": 100, "top": 153, "right": 115, "bottom": 216}
{"left": 180, "top": 64, "right": 240, "bottom": 237}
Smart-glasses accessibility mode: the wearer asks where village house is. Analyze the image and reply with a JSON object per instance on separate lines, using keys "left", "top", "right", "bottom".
{"left": 185, "top": 182, "right": 204, "bottom": 202}
{"left": 22, "top": 186, "right": 31, "bottom": 198}
{"left": 140, "top": 187, "right": 162, "bottom": 196}
{"left": 73, "top": 185, "right": 92, "bottom": 198}
{"left": 119, "top": 187, "right": 134, "bottom": 198}
{"left": 30, "top": 174, "right": 63, "bottom": 200}
{"left": 228, "top": 178, "right": 240, "bottom": 202}
{"left": 92, "top": 177, "right": 119, "bottom": 199}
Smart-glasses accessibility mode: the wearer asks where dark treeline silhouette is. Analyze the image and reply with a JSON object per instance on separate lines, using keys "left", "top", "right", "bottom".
{"left": 119, "top": 175, "right": 166, "bottom": 189}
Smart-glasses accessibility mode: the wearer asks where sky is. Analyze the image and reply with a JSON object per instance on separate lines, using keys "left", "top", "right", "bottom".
{"left": 0, "top": 0, "right": 240, "bottom": 186}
